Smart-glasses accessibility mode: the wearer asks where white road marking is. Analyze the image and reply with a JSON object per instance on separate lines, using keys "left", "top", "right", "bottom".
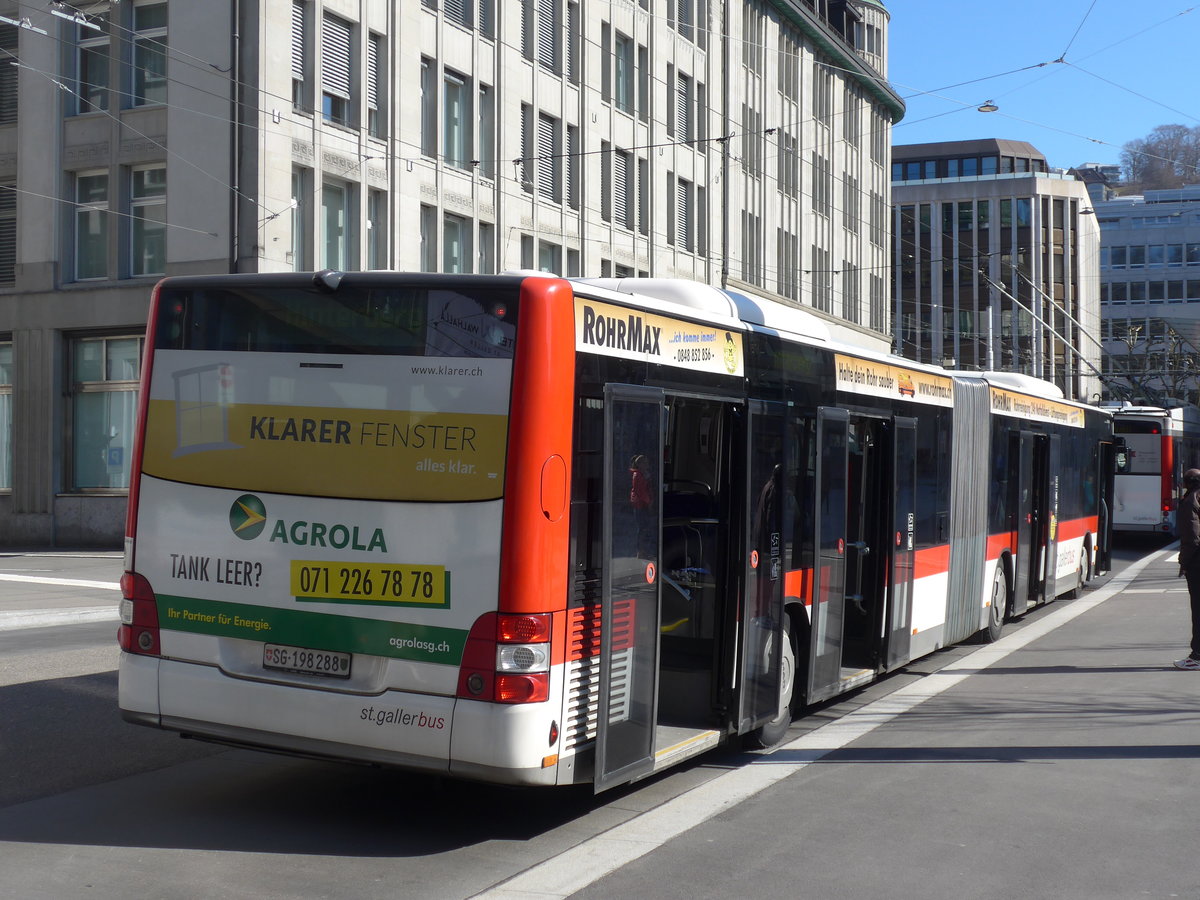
{"left": 0, "top": 573, "right": 119, "bottom": 590}
{"left": 475, "top": 547, "right": 1176, "bottom": 900}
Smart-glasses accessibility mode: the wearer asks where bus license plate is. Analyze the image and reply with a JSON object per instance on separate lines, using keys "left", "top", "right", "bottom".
{"left": 263, "top": 643, "right": 352, "bottom": 678}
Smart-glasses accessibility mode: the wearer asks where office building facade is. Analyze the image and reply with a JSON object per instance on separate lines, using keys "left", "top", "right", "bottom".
{"left": 891, "top": 139, "right": 1101, "bottom": 401}
{"left": 0, "top": 0, "right": 901, "bottom": 546}
{"left": 1096, "top": 185, "right": 1200, "bottom": 405}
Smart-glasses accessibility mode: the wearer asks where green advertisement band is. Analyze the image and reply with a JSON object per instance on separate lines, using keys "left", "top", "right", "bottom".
{"left": 156, "top": 594, "right": 468, "bottom": 666}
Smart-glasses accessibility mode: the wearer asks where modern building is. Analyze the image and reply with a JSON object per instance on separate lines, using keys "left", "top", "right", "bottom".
{"left": 0, "top": 0, "right": 903, "bottom": 546}
{"left": 891, "top": 139, "right": 1101, "bottom": 401}
{"left": 1071, "top": 162, "right": 1122, "bottom": 204}
{"left": 1095, "top": 185, "right": 1200, "bottom": 405}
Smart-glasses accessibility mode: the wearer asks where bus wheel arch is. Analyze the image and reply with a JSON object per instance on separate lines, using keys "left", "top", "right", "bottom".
{"left": 745, "top": 603, "right": 806, "bottom": 749}
{"left": 980, "top": 557, "right": 1010, "bottom": 644}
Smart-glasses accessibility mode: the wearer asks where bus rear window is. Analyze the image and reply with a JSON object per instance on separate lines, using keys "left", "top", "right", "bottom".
{"left": 156, "top": 284, "right": 517, "bottom": 359}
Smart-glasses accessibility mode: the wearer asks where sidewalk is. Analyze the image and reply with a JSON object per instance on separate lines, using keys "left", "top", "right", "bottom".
{"left": 534, "top": 540, "right": 1200, "bottom": 900}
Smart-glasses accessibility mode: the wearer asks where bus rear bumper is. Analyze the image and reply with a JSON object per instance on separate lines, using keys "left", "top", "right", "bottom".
{"left": 119, "top": 655, "right": 565, "bottom": 785}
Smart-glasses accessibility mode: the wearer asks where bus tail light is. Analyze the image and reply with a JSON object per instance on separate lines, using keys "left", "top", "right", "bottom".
{"left": 118, "top": 572, "right": 161, "bottom": 657}
{"left": 457, "top": 612, "right": 551, "bottom": 704}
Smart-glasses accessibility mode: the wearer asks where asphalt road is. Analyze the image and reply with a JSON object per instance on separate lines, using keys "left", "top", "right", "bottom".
{"left": 0, "top": 536, "right": 1192, "bottom": 900}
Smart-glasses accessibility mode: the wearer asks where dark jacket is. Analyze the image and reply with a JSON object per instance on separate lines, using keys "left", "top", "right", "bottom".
{"left": 1179, "top": 487, "right": 1200, "bottom": 569}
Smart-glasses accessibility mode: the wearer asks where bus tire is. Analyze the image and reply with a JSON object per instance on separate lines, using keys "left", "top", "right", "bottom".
{"left": 746, "top": 615, "right": 797, "bottom": 749}
{"left": 980, "top": 564, "right": 1008, "bottom": 643}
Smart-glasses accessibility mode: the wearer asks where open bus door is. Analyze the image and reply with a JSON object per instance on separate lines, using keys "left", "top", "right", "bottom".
{"left": 595, "top": 385, "right": 663, "bottom": 792}
{"left": 1097, "top": 439, "right": 1118, "bottom": 574}
{"left": 1011, "top": 431, "right": 1051, "bottom": 614}
{"left": 885, "top": 417, "right": 918, "bottom": 669}
{"left": 807, "top": 407, "right": 849, "bottom": 703}
{"left": 735, "top": 401, "right": 787, "bottom": 733}
{"left": 1045, "top": 435, "right": 1061, "bottom": 596}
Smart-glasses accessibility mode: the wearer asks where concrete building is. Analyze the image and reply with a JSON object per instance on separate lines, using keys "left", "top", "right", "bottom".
{"left": 0, "top": 0, "right": 903, "bottom": 546}
{"left": 891, "top": 139, "right": 1101, "bottom": 401}
{"left": 1095, "top": 185, "right": 1200, "bottom": 405}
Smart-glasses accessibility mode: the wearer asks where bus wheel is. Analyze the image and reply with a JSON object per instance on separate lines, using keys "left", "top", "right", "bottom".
{"left": 980, "top": 566, "right": 1007, "bottom": 643}
{"left": 746, "top": 616, "right": 796, "bottom": 749}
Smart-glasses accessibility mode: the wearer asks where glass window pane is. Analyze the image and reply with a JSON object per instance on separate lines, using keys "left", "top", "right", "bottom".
{"left": 73, "top": 389, "right": 137, "bottom": 489}
{"left": 132, "top": 201, "right": 166, "bottom": 276}
{"left": 79, "top": 42, "right": 110, "bottom": 111}
{"left": 76, "top": 208, "right": 108, "bottom": 279}
{"left": 74, "top": 339, "right": 104, "bottom": 382}
{"left": 133, "top": 167, "right": 166, "bottom": 198}
{"left": 321, "top": 182, "right": 346, "bottom": 269}
{"left": 106, "top": 338, "right": 141, "bottom": 380}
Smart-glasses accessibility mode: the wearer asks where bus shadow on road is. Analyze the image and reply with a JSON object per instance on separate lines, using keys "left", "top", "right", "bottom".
{"left": 0, "top": 677, "right": 604, "bottom": 856}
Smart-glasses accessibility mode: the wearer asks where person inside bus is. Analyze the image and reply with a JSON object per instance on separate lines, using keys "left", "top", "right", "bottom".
{"left": 1175, "top": 467, "right": 1200, "bottom": 670}
{"left": 629, "top": 454, "right": 654, "bottom": 559}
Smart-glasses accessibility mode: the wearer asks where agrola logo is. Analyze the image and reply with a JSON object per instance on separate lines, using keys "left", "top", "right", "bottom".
{"left": 229, "top": 494, "right": 268, "bottom": 540}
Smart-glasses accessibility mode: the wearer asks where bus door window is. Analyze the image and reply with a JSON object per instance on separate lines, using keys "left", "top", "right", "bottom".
{"left": 658, "top": 396, "right": 731, "bottom": 725}
{"left": 843, "top": 417, "right": 886, "bottom": 672}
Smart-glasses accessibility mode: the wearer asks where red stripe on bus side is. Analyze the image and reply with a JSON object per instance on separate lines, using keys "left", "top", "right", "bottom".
{"left": 498, "top": 278, "right": 576, "bottom": 657}
{"left": 1056, "top": 515, "right": 1099, "bottom": 543}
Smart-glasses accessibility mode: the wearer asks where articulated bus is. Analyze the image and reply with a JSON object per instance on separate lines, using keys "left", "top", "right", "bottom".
{"left": 118, "top": 273, "right": 1113, "bottom": 791}
{"left": 1112, "top": 405, "right": 1200, "bottom": 534}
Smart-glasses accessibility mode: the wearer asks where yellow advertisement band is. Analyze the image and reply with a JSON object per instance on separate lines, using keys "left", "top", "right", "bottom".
{"left": 141, "top": 400, "right": 509, "bottom": 501}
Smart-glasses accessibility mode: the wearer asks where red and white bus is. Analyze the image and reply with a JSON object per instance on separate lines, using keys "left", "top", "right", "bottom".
{"left": 119, "top": 273, "right": 1112, "bottom": 791}
{"left": 1112, "top": 405, "right": 1200, "bottom": 534}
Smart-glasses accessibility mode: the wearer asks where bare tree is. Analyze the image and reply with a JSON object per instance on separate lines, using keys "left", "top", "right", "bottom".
{"left": 1121, "top": 124, "right": 1200, "bottom": 192}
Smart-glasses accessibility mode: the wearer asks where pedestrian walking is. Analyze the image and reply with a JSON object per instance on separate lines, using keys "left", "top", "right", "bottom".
{"left": 1175, "top": 467, "right": 1200, "bottom": 670}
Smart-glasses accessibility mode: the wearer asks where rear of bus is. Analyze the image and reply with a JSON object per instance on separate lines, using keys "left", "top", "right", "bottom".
{"left": 118, "top": 272, "right": 576, "bottom": 785}
{"left": 1113, "top": 412, "right": 1173, "bottom": 532}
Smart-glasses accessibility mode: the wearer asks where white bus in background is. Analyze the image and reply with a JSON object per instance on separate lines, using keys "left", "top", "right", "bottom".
{"left": 1112, "top": 405, "right": 1200, "bottom": 533}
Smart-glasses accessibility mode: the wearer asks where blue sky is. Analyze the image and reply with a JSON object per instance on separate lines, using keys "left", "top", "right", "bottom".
{"left": 885, "top": 2, "right": 1200, "bottom": 171}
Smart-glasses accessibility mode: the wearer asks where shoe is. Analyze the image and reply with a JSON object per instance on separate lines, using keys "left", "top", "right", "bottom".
{"left": 1174, "top": 657, "right": 1200, "bottom": 670}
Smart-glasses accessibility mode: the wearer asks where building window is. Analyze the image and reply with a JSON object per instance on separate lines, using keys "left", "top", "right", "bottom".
{"left": 638, "top": 157, "right": 649, "bottom": 236}
{"left": 290, "top": 167, "right": 312, "bottom": 271}
{"left": 70, "top": 335, "right": 143, "bottom": 491}
{"left": 443, "top": 70, "right": 472, "bottom": 169}
{"left": 420, "top": 58, "right": 436, "bottom": 157}
{"left": 0, "top": 181, "right": 12, "bottom": 286}
{"left": 132, "top": 3, "right": 167, "bottom": 107}
{"left": 536, "top": 112, "right": 561, "bottom": 203}
{"left": 130, "top": 165, "right": 166, "bottom": 277}
{"left": 321, "top": 13, "right": 353, "bottom": 126}
{"left": 445, "top": 0, "right": 473, "bottom": 29}
{"left": 419, "top": 204, "right": 437, "bottom": 271}
{"left": 614, "top": 32, "right": 634, "bottom": 114}
{"left": 614, "top": 148, "right": 633, "bottom": 229}
{"left": 676, "top": 71, "right": 692, "bottom": 141}
{"left": 532, "top": 0, "right": 561, "bottom": 72}
{"left": 77, "top": 19, "right": 111, "bottom": 113}
{"left": 479, "top": 84, "right": 495, "bottom": 178}
{"left": 0, "top": 22, "right": 15, "bottom": 125}
{"left": 0, "top": 341, "right": 10, "bottom": 490}
{"left": 567, "top": 124, "right": 580, "bottom": 211}
{"left": 291, "top": 1, "right": 310, "bottom": 110}
{"left": 478, "top": 222, "right": 495, "bottom": 273}
{"left": 538, "top": 240, "right": 561, "bottom": 274}
{"left": 366, "top": 189, "right": 386, "bottom": 270}
{"left": 566, "top": 2, "right": 580, "bottom": 84}
{"left": 75, "top": 171, "right": 109, "bottom": 280}
{"left": 443, "top": 213, "right": 471, "bottom": 273}
{"left": 677, "top": 177, "right": 693, "bottom": 251}
{"left": 367, "top": 33, "right": 384, "bottom": 137}
{"left": 321, "top": 180, "right": 355, "bottom": 270}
